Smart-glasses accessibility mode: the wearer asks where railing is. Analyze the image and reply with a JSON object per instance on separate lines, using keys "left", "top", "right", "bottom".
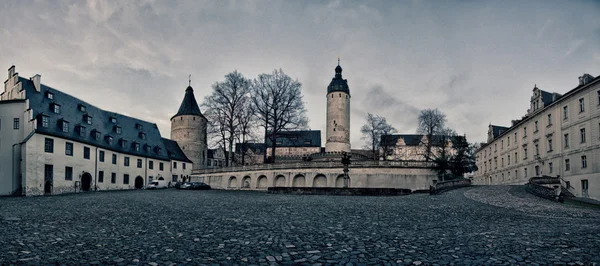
{"left": 526, "top": 176, "right": 566, "bottom": 202}
{"left": 193, "top": 160, "right": 437, "bottom": 175}
{"left": 430, "top": 178, "right": 472, "bottom": 195}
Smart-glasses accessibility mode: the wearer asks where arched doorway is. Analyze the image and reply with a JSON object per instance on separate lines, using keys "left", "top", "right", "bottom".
{"left": 228, "top": 176, "right": 238, "bottom": 188}
{"left": 275, "top": 175, "right": 286, "bottom": 187}
{"left": 158, "top": 176, "right": 165, "bottom": 180}
{"left": 134, "top": 176, "right": 144, "bottom": 189}
{"left": 292, "top": 174, "right": 306, "bottom": 187}
{"left": 335, "top": 174, "right": 349, "bottom": 188}
{"left": 44, "top": 181, "right": 52, "bottom": 195}
{"left": 81, "top": 173, "right": 92, "bottom": 192}
{"left": 242, "top": 176, "right": 251, "bottom": 188}
{"left": 257, "top": 175, "right": 268, "bottom": 189}
{"left": 313, "top": 174, "right": 327, "bottom": 187}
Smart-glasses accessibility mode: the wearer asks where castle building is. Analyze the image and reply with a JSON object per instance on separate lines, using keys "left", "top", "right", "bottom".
{"left": 325, "top": 60, "right": 351, "bottom": 153}
{"left": 473, "top": 74, "right": 600, "bottom": 201}
{"left": 0, "top": 66, "right": 200, "bottom": 196}
{"left": 379, "top": 134, "right": 458, "bottom": 161}
{"left": 170, "top": 84, "right": 208, "bottom": 170}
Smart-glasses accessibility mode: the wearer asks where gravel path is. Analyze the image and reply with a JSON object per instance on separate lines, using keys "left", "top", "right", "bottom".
{"left": 1, "top": 186, "right": 599, "bottom": 265}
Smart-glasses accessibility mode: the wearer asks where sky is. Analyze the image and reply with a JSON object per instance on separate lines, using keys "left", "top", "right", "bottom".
{"left": 1, "top": 0, "right": 599, "bottom": 148}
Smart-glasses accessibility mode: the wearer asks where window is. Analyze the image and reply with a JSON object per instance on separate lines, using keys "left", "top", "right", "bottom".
{"left": 99, "top": 150, "right": 105, "bottom": 162}
{"left": 139, "top": 132, "right": 146, "bottom": 140}
{"left": 112, "top": 154, "right": 117, "bottom": 164}
{"left": 111, "top": 172, "right": 116, "bottom": 183}
{"left": 83, "top": 147, "right": 90, "bottom": 159}
{"left": 534, "top": 121, "right": 538, "bottom": 132}
{"left": 124, "top": 157, "right": 130, "bottom": 167}
{"left": 65, "top": 166, "right": 73, "bottom": 180}
{"left": 547, "top": 138, "right": 553, "bottom": 152}
{"left": 579, "top": 98, "right": 585, "bottom": 112}
{"left": 114, "top": 126, "right": 122, "bottom": 134}
{"left": 563, "top": 106, "right": 568, "bottom": 120}
{"left": 46, "top": 91, "right": 53, "bottom": 99}
{"left": 137, "top": 159, "right": 142, "bottom": 168}
{"left": 134, "top": 143, "right": 140, "bottom": 151}
{"left": 547, "top": 114, "right": 552, "bottom": 125}
{"left": 580, "top": 128, "right": 586, "bottom": 143}
{"left": 159, "top": 162, "right": 164, "bottom": 171}
{"left": 581, "top": 155, "right": 587, "bottom": 168}
{"left": 523, "top": 146, "right": 528, "bottom": 159}
{"left": 45, "top": 164, "right": 53, "bottom": 181}
{"left": 44, "top": 138, "right": 54, "bottom": 153}
{"left": 514, "top": 132, "right": 517, "bottom": 142}
{"left": 597, "top": 91, "right": 600, "bottom": 105}
{"left": 13, "top": 118, "right": 19, "bottom": 129}
{"left": 78, "top": 104, "right": 86, "bottom": 112}
{"left": 85, "top": 115, "right": 92, "bottom": 125}
{"left": 524, "top": 168, "right": 527, "bottom": 178}
{"left": 565, "top": 159, "right": 571, "bottom": 171}
{"left": 120, "top": 139, "right": 127, "bottom": 148}
{"left": 535, "top": 165, "right": 540, "bottom": 176}
{"left": 174, "top": 162, "right": 178, "bottom": 169}
{"left": 123, "top": 174, "right": 129, "bottom": 184}
{"left": 136, "top": 124, "right": 143, "bottom": 130}
{"left": 106, "top": 136, "right": 113, "bottom": 145}
{"left": 110, "top": 117, "right": 117, "bottom": 124}
{"left": 53, "top": 104, "right": 60, "bottom": 114}
{"left": 534, "top": 143, "right": 539, "bottom": 156}
{"left": 41, "top": 115, "right": 49, "bottom": 128}
{"left": 65, "top": 142, "right": 73, "bottom": 156}
{"left": 549, "top": 162, "right": 553, "bottom": 174}
{"left": 183, "top": 163, "right": 186, "bottom": 170}
{"left": 78, "top": 126, "right": 86, "bottom": 137}
{"left": 507, "top": 155, "right": 510, "bottom": 165}
{"left": 523, "top": 127, "right": 527, "bottom": 137}
{"left": 514, "top": 152, "right": 517, "bottom": 163}
{"left": 149, "top": 160, "right": 154, "bottom": 170}
{"left": 61, "top": 120, "right": 69, "bottom": 133}
{"left": 564, "top": 134, "right": 569, "bottom": 148}
{"left": 501, "top": 140, "right": 504, "bottom": 149}
{"left": 98, "top": 171, "right": 104, "bottom": 183}
{"left": 501, "top": 157, "right": 504, "bottom": 167}
{"left": 507, "top": 137, "right": 510, "bottom": 146}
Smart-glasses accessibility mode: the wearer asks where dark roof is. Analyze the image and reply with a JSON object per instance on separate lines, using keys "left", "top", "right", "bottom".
{"left": 540, "top": 90, "right": 555, "bottom": 106}
{"left": 266, "top": 130, "right": 322, "bottom": 147}
{"left": 172, "top": 86, "right": 204, "bottom": 119}
{"left": 327, "top": 64, "right": 350, "bottom": 95}
{"left": 235, "top": 142, "right": 266, "bottom": 154}
{"left": 490, "top": 125, "right": 509, "bottom": 138}
{"left": 161, "top": 138, "right": 192, "bottom": 163}
{"left": 208, "top": 148, "right": 229, "bottom": 159}
{"left": 19, "top": 77, "right": 171, "bottom": 162}
{"left": 381, "top": 134, "right": 460, "bottom": 147}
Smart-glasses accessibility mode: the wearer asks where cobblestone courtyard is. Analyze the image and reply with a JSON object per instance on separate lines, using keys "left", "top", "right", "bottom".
{"left": 1, "top": 186, "right": 599, "bottom": 265}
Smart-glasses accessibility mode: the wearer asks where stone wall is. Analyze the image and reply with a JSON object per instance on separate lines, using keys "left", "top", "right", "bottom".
{"left": 325, "top": 91, "right": 350, "bottom": 152}
{"left": 170, "top": 114, "right": 207, "bottom": 170}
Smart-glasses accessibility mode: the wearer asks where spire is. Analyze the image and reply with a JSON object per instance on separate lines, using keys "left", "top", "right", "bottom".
{"left": 335, "top": 57, "right": 342, "bottom": 77}
{"left": 338, "top": 56, "right": 340, "bottom": 66}
{"left": 189, "top": 74, "right": 191, "bottom": 87}
{"left": 172, "top": 84, "right": 204, "bottom": 119}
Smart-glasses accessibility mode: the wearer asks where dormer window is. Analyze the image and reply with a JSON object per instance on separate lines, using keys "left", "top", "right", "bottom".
{"left": 139, "top": 132, "right": 146, "bottom": 140}
{"left": 84, "top": 115, "right": 92, "bottom": 125}
{"left": 45, "top": 91, "right": 54, "bottom": 100}
{"left": 59, "top": 119, "right": 69, "bottom": 133}
{"left": 120, "top": 139, "right": 128, "bottom": 149}
{"left": 114, "top": 126, "right": 122, "bottom": 134}
{"left": 78, "top": 125, "right": 86, "bottom": 137}
{"left": 39, "top": 114, "right": 49, "bottom": 128}
{"left": 105, "top": 135, "right": 113, "bottom": 145}
{"left": 92, "top": 130, "right": 101, "bottom": 140}
{"left": 134, "top": 143, "right": 140, "bottom": 151}
{"left": 51, "top": 103, "right": 61, "bottom": 114}
{"left": 110, "top": 117, "right": 117, "bottom": 124}
{"left": 78, "top": 104, "right": 86, "bottom": 112}
{"left": 154, "top": 146, "right": 162, "bottom": 154}
{"left": 135, "top": 123, "right": 143, "bottom": 130}
{"left": 144, "top": 144, "right": 151, "bottom": 152}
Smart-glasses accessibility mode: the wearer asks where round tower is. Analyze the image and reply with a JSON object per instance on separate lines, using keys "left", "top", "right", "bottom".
{"left": 171, "top": 84, "right": 208, "bottom": 170}
{"left": 325, "top": 60, "right": 351, "bottom": 153}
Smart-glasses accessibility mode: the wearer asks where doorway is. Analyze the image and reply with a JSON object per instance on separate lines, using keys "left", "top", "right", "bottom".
{"left": 581, "top": 179, "right": 589, "bottom": 198}
{"left": 134, "top": 176, "right": 144, "bottom": 189}
{"left": 81, "top": 173, "right": 92, "bottom": 191}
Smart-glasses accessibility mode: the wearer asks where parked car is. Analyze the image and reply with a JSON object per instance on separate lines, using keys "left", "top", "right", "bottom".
{"left": 179, "top": 182, "right": 192, "bottom": 189}
{"left": 189, "top": 182, "right": 211, "bottom": 190}
{"left": 147, "top": 180, "right": 168, "bottom": 189}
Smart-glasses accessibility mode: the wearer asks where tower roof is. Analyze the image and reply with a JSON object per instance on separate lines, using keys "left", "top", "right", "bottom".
{"left": 172, "top": 85, "right": 205, "bottom": 119}
{"left": 327, "top": 60, "right": 350, "bottom": 95}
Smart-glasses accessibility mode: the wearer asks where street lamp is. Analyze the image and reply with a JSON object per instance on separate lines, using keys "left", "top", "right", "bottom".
{"left": 341, "top": 152, "right": 351, "bottom": 188}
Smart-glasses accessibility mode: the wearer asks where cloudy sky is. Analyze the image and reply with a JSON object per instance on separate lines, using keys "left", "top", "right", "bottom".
{"left": 1, "top": 0, "right": 599, "bottom": 148}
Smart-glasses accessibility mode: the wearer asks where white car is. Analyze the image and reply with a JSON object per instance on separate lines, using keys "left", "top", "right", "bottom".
{"left": 147, "top": 180, "right": 168, "bottom": 189}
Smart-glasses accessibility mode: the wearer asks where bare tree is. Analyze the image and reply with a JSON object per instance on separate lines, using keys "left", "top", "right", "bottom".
{"left": 203, "top": 71, "right": 251, "bottom": 167}
{"left": 360, "top": 113, "right": 397, "bottom": 160}
{"left": 416, "top": 108, "right": 447, "bottom": 161}
{"left": 430, "top": 127, "right": 456, "bottom": 181}
{"left": 234, "top": 100, "right": 256, "bottom": 165}
{"left": 252, "top": 69, "right": 308, "bottom": 163}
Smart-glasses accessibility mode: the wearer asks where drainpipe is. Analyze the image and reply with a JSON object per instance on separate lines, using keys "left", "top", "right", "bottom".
{"left": 12, "top": 143, "right": 20, "bottom": 196}
{"left": 144, "top": 157, "right": 148, "bottom": 188}
{"left": 94, "top": 147, "right": 98, "bottom": 191}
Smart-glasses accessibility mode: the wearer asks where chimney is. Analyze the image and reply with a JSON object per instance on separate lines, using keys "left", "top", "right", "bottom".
{"left": 31, "top": 74, "right": 41, "bottom": 92}
{"left": 8, "top": 65, "right": 15, "bottom": 79}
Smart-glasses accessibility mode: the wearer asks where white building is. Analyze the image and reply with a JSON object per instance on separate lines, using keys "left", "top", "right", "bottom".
{"left": 0, "top": 66, "right": 196, "bottom": 196}
{"left": 473, "top": 74, "right": 600, "bottom": 200}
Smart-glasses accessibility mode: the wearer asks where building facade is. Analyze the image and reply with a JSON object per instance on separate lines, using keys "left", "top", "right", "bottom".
{"left": 0, "top": 66, "right": 195, "bottom": 196}
{"left": 325, "top": 61, "right": 351, "bottom": 153}
{"left": 380, "top": 134, "right": 457, "bottom": 161}
{"left": 473, "top": 74, "right": 600, "bottom": 200}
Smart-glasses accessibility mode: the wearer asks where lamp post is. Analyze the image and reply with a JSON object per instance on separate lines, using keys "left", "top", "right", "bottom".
{"left": 341, "top": 152, "right": 351, "bottom": 188}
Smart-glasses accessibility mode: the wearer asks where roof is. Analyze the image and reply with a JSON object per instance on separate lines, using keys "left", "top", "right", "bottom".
{"left": 172, "top": 86, "right": 204, "bottom": 119}
{"left": 265, "top": 130, "right": 321, "bottom": 147}
{"left": 540, "top": 90, "right": 555, "bottom": 106}
{"left": 490, "top": 125, "right": 509, "bottom": 139}
{"left": 161, "top": 138, "right": 192, "bottom": 163}
{"left": 381, "top": 134, "right": 461, "bottom": 147}
{"left": 235, "top": 142, "right": 266, "bottom": 154}
{"left": 18, "top": 76, "right": 172, "bottom": 162}
{"left": 208, "top": 148, "right": 229, "bottom": 159}
{"left": 327, "top": 64, "right": 350, "bottom": 95}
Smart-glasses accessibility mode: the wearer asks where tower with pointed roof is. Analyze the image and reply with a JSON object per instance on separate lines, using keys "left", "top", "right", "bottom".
{"left": 325, "top": 59, "right": 351, "bottom": 152}
{"left": 171, "top": 83, "right": 208, "bottom": 170}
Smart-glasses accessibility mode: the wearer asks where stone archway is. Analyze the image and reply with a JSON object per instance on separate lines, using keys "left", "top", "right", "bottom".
{"left": 274, "top": 175, "right": 286, "bottom": 187}
{"left": 335, "top": 174, "right": 349, "bottom": 188}
{"left": 292, "top": 174, "right": 306, "bottom": 187}
{"left": 44, "top": 180, "right": 52, "bottom": 195}
{"left": 242, "top": 176, "right": 251, "bottom": 189}
{"left": 134, "top": 176, "right": 144, "bottom": 189}
{"left": 81, "top": 172, "right": 92, "bottom": 192}
{"left": 257, "top": 175, "right": 268, "bottom": 189}
{"left": 313, "top": 174, "right": 327, "bottom": 187}
{"left": 228, "top": 176, "right": 238, "bottom": 188}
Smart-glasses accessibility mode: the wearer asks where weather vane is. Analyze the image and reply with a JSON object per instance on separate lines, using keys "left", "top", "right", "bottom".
{"left": 338, "top": 56, "right": 340, "bottom": 66}
{"left": 189, "top": 74, "right": 191, "bottom": 86}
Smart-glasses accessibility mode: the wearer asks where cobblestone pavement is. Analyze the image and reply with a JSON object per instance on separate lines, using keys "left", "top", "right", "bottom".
{"left": 1, "top": 186, "right": 599, "bottom": 265}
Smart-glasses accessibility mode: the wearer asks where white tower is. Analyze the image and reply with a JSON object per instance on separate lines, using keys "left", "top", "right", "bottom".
{"left": 325, "top": 59, "right": 351, "bottom": 152}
